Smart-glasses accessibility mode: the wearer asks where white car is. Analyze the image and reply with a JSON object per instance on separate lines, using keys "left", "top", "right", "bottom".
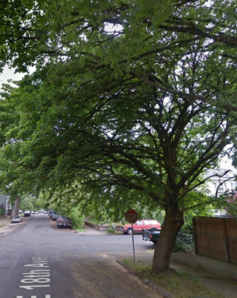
{"left": 11, "top": 215, "right": 23, "bottom": 223}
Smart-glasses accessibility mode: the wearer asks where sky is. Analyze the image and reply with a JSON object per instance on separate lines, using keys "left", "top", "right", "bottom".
{"left": 0, "top": 66, "right": 24, "bottom": 90}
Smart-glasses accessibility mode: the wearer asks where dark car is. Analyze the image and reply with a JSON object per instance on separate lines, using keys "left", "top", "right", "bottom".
{"left": 56, "top": 216, "right": 72, "bottom": 228}
{"left": 50, "top": 211, "right": 59, "bottom": 220}
{"left": 24, "top": 210, "right": 31, "bottom": 217}
{"left": 48, "top": 210, "right": 53, "bottom": 217}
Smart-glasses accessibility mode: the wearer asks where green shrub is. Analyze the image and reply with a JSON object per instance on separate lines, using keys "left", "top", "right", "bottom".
{"left": 107, "top": 226, "right": 116, "bottom": 234}
{"left": 68, "top": 207, "right": 84, "bottom": 229}
{"left": 173, "top": 225, "right": 194, "bottom": 252}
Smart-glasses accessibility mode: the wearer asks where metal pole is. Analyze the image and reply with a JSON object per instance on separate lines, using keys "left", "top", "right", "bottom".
{"left": 131, "top": 224, "right": 136, "bottom": 263}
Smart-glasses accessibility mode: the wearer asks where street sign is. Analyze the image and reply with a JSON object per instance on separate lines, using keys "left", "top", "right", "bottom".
{"left": 125, "top": 209, "right": 138, "bottom": 263}
{"left": 125, "top": 209, "right": 138, "bottom": 224}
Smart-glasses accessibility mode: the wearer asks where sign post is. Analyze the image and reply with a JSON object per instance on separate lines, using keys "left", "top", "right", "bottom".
{"left": 125, "top": 209, "right": 138, "bottom": 263}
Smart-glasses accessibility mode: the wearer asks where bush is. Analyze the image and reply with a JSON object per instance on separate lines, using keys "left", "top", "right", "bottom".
{"left": 68, "top": 207, "right": 84, "bottom": 229}
{"left": 107, "top": 226, "right": 116, "bottom": 234}
{"left": 173, "top": 225, "right": 194, "bottom": 252}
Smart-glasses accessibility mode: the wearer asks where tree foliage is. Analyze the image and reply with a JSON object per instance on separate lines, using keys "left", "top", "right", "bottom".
{"left": 1, "top": 0, "right": 237, "bottom": 272}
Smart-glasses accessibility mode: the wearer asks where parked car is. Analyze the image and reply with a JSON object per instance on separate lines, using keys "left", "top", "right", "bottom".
{"left": 56, "top": 216, "right": 72, "bottom": 228}
{"left": 48, "top": 210, "right": 53, "bottom": 217}
{"left": 50, "top": 211, "right": 59, "bottom": 220}
{"left": 142, "top": 228, "right": 161, "bottom": 244}
{"left": 24, "top": 210, "right": 31, "bottom": 217}
{"left": 11, "top": 215, "right": 23, "bottom": 223}
{"left": 121, "top": 219, "right": 161, "bottom": 235}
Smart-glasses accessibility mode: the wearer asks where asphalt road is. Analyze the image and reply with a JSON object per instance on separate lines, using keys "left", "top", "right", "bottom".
{"left": 0, "top": 214, "right": 161, "bottom": 298}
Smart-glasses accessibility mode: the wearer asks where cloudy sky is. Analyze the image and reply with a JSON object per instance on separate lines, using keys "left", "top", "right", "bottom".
{"left": 0, "top": 66, "right": 25, "bottom": 91}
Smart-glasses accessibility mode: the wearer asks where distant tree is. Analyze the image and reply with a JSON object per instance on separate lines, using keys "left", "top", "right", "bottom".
{"left": 0, "top": 204, "right": 5, "bottom": 216}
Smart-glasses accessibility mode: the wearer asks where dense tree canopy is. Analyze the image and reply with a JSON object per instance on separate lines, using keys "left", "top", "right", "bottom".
{"left": 1, "top": 0, "right": 237, "bottom": 272}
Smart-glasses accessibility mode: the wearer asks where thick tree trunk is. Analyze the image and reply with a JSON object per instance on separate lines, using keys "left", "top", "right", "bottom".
{"left": 11, "top": 196, "right": 21, "bottom": 218}
{"left": 152, "top": 207, "right": 184, "bottom": 272}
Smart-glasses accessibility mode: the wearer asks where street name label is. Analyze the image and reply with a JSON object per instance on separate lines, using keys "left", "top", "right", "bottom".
{"left": 18, "top": 257, "right": 51, "bottom": 293}
{"left": 16, "top": 295, "right": 51, "bottom": 298}
{"left": 19, "top": 285, "right": 50, "bottom": 290}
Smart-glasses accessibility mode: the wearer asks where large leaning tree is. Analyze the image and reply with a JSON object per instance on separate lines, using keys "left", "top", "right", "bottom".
{"left": 1, "top": 0, "right": 237, "bottom": 272}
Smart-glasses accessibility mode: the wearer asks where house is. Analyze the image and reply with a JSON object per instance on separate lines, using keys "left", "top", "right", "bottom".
{"left": 204, "top": 168, "right": 237, "bottom": 217}
{"left": 205, "top": 168, "right": 237, "bottom": 197}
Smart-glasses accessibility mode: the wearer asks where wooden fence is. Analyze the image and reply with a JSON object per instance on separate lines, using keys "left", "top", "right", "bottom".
{"left": 193, "top": 217, "right": 237, "bottom": 265}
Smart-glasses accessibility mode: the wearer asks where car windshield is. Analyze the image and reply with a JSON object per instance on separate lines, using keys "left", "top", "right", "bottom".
{"left": 143, "top": 220, "right": 158, "bottom": 224}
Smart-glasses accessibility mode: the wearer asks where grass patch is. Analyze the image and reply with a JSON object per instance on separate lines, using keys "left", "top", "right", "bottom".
{"left": 0, "top": 222, "right": 8, "bottom": 229}
{"left": 106, "top": 227, "right": 122, "bottom": 234}
{"left": 122, "top": 259, "right": 225, "bottom": 298}
{"left": 76, "top": 229, "right": 86, "bottom": 232}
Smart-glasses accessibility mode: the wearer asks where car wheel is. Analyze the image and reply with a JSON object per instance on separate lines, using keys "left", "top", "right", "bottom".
{"left": 127, "top": 228, "right": 133, "bottom": 235}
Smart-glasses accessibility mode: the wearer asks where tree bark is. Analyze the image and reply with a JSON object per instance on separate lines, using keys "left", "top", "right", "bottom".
{"left": 11, "top": 196, "right": 21, "bottom": 218}
{"left": 152, "top": 206, "right": 184, "bottom": 272}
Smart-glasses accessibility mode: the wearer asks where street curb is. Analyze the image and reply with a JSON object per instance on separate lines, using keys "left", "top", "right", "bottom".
{"left": 116, "top": 260, "right": 176, "bottom": 298}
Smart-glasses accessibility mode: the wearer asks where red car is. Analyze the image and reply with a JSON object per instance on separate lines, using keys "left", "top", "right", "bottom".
{"left": 121, "top": 219, "right": 161, "bottom": 235}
